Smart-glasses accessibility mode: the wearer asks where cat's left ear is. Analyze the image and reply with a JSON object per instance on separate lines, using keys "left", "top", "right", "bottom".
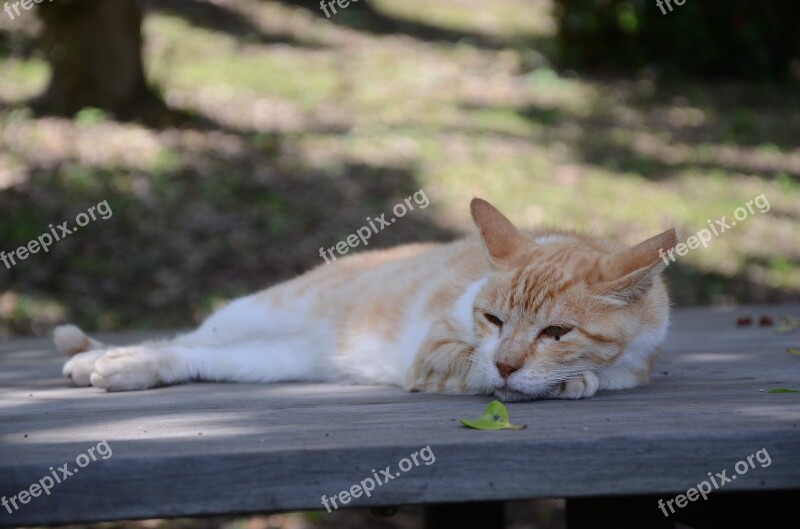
{"left": 595, "top": 229, "right": 677, "bottom": 305}
{"left": 470, "top": 198, "right": 531, "bottom": 267}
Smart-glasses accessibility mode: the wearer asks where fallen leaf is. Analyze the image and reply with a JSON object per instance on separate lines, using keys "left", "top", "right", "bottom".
{"left": 768, "top": 388, "right": 800, "bottom": 394}
{"left": 787, "top": 348, "right": 800, "bottom": 356}
{"left": 459, "top": 400, "right": 526, "bottom": 430}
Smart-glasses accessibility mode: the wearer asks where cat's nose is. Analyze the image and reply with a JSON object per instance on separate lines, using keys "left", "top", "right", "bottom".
{"left": 496, "top": 362, "right": 520, "bottom": 379}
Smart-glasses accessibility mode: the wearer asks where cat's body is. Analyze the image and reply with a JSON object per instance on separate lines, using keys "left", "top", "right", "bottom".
{"left": 57, "top": 199, "right": 677, "bottom": 401}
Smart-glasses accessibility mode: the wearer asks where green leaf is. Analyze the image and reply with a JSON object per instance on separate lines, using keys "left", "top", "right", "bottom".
{"left": 768, "top": 388, "right": 800, "bottom": 393}
{"left": 787, "top": 348, "right": 800, "bottom": 356}
{"left": 459, "top": 400, "right": 526, "bottom": 430}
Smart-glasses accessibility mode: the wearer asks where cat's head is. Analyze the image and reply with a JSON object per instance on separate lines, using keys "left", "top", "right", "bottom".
{"left": 467, "top": 198, "right": 676, "bottom": 401}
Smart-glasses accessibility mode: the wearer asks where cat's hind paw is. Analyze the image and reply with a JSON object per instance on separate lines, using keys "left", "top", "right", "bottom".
{"left": 90, "top": 347, "right": 171, "bottom": 391}
{"left": 556, "top": 371, "right": 599, "bottom": 399}
{"left": 63, "top": 350, "right": 105, "bottom": 386}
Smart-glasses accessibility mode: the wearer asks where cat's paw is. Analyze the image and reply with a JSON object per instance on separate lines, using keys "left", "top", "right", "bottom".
{"left": 63, "top": 350, "right": 105, "bottom": 386}
{"left": 556, "top": 371, "right": 599, "bottom": 399}
{"left": 90, "top": 347, "right": 169, "bottom": 391}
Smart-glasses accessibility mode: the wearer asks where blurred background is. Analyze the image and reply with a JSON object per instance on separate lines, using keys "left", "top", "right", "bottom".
{"left": 1, "top": 0, "right": 799, "bottom": 340}
{"left": 0, "top": 1, "right": 798, "bottom": 527}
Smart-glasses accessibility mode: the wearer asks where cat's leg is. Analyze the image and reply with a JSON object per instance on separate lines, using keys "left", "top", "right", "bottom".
{"left": 63, "top": 350, "right": 107, "bottom": 386}
{"left": 554, "top": 347, "right": 660, "bottom": 399}
{"left": 404, "top": 325, "right": 486, "bottom": 395}
{"left": 594, "top": 360, "right": 655, "bottom": 392}
{"left": 553, "top": 371, "right": 600, "bottom": 399}
{"left": 593, "top": 345, "right": 663, "bottom": 394}
{"left": 56, "top": 289, "right": 336, "bottom": 391}
{"left": 89, "top": 336, "right": 337, "bottom": 391}
{"left": 57, "top": 325, "right": 112, "bottom": 387}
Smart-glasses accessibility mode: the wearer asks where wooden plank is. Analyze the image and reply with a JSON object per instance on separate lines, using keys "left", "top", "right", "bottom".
{"left": 1, "top": 305, "right": 799, "bottom": 526}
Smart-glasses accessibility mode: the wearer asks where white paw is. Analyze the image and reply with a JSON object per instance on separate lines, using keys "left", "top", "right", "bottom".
{"left": 90, "top": 346, "right": 170, "bottom": 391}
{"left": 63, "top": 350, "right": 105, "bottom": 386}
{"left": 556, "top": 371, "right": 599, "bottom": 400}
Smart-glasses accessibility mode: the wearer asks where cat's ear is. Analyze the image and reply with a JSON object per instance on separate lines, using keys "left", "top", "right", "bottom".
{"left": 595, "top": 228, "right": 677, "bottom": 305}
{"left": 470, "top": 198, "right": 530, "bottom": 266}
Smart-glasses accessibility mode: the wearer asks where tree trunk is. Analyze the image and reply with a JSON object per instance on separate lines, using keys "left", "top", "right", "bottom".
{"left": 38, "top": 0, "right": 158, "bottom": 117}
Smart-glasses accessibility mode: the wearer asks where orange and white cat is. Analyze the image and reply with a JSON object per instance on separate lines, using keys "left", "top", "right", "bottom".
{"left": 56, "top": 198, "right": 676, "bottom": 401}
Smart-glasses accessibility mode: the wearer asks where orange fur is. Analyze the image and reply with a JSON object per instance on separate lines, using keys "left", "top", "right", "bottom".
{"left": 57, "top": 198, "right": 676, "bottom": 400}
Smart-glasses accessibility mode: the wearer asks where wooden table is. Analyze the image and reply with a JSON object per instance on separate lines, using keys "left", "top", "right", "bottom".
{"left": 2, "top": 305, "right": 799, "bottom": 528}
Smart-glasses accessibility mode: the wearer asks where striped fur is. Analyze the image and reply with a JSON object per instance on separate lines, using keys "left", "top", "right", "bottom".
{"left": 56, "top": 199, "right": 676, "bottom": 400}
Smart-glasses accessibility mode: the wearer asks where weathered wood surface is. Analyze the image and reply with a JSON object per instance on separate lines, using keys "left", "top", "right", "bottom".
{"left": 1, "top": 305, "right": 800, "bottom": 526}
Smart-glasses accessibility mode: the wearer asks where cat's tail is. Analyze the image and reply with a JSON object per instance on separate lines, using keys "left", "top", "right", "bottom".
{"left": 53, "top": 324, "right": 106, "bottom": 356}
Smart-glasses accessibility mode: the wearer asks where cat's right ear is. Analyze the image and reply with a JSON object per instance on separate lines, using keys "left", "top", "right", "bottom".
{"left": 470, "top": 198, "right": 530, "bottom": 267}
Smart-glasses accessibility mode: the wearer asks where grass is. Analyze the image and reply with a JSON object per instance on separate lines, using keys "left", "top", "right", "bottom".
{"left": 0, "top": 0, "right": 799, "bottom": 337}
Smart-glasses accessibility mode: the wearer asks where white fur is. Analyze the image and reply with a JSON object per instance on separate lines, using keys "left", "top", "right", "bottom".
{"left": 534, "top": 235, "right": 567, "bottom": 245}
{"left": 56, "top": 261, "right": 668, "bottom": 397}
{"left": 63, "top": 350, "right": 106, "bottom": 386}
{"left": 337, "top": 292, "right": 433, "bottom": 386}
{"left": 451, "top": 278, "right": 503, "bottom": 392}
{"left": 60, "top": 289, "right": 343, "bottom": 391}
{"left": 597, "top": 312, "right": 669, "bottom": 390}
{"left": 558, "top": 371, "right": 600, "bottom": 399}
{"left": 54, "top": 324, "right": 104, "bottom": 355}
{"left": 451, "top": 277, "right": 488, "bottom": 339}
{"left": 59, "top": 277, "right": 479, "bottom": 391}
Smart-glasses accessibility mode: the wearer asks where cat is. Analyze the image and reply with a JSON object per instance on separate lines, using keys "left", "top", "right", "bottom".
{"left": 55, "top": 198, "right": 677, "bottom": 401}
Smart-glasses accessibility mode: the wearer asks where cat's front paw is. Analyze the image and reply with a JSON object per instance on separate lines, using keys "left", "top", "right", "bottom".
{"left": 63, "top": 350, "right": 105, "bottom": 386}
{"left": 556, "top": 371, "right": 599, "bottom": 399}
{"left": 90, "top": 347, "right": 169, "bottom": 391}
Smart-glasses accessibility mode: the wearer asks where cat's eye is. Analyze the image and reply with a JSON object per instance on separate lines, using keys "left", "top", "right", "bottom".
{"left": 541, "top": 326, "right": 572, "bottom": 341}
{"left": 483, "top": 313, "right": 503, "bottom": 327}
